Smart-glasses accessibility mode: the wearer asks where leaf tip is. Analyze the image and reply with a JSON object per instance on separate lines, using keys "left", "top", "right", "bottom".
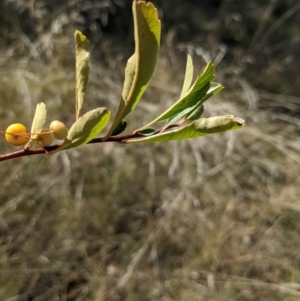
{"left": 74, "top": 30, "right": 90, "bottom": 50}
{"left": 233, "top": 117, "right": 245, "bottom": 127}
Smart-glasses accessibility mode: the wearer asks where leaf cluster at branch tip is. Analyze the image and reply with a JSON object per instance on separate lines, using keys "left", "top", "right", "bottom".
{"left": 0, "top": 1, "right": 244, "bottom": 162}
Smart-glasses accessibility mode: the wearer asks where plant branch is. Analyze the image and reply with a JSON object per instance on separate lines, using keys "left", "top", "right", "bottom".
{"left": 0, "top": 124, "right": 178, "bottom": 162}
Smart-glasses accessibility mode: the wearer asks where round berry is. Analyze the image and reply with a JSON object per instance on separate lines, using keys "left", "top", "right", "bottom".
{"left": 50, "top": 120, "right": 68, "bottom": 140}
{"left": 36, "top": 130, "right": 53, "bottom": 147}
{"left": 5, "top": 123, "right": 29, "bottom": 146}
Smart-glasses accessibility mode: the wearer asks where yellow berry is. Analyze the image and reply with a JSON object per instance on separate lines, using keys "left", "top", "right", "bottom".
{"left": 50, "top": 120, "right": 68, "bottom": 140}
{"left": 5, "top": 123, "right": 29, "bottom": 146}
{"left": 36, "top": 130, "right": 53, "bottom": 147}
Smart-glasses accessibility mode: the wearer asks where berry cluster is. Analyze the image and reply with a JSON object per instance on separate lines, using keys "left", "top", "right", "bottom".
{"left": 4, "top": 120, "right": 68, "bottom": 147}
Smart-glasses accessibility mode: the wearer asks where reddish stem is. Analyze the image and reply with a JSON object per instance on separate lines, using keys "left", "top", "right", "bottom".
{"left": 0, "top": 124, "right": 178, "bottom": 162}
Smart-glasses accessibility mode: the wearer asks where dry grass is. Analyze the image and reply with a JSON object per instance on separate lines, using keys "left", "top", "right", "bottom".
{"left": 1, "top": 1, "right": 300, "bottom": 300}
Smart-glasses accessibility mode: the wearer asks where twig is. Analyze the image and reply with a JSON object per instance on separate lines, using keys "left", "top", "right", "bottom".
{"left": 0, "top": 124, "right": 179, "bottom": 162}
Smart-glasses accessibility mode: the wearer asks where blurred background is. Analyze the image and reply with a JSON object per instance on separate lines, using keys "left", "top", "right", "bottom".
{"left": 1, "top": 0, "right": 300, "bottom": 300}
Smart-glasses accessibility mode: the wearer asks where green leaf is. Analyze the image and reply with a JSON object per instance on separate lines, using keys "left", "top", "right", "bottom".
{"left": 180, "top": 54, "right": 194, "bottom": 98}
{"left": 162, "top": 84, "right": 209, "bottom": 129}
{"left": 161, "top": 80, "right": 223, "bottom": 130}
{"left": 121, "top": 54, "right": 137, "bottom": 108}
{"left": 103, "top": 0, "right": 161, "bottom": 139}
{"left": 47, "top": 108, "right": 110, "bottom": 154}
{"left": 186, "top": 82, "right": 224, "bottom": 121}
{"left": 159, "top": 62, "right": 214, "bottom": 121}
{"left": 139, "top": 128, "right": 156, "bottom": 136}
{"left": 75, "top": 30, "right": 90, "bottom": 120}
{"left": 187, "top": 105, "right": 204, "bottom": 121}
{"left": 31, "top": 102, "right": 47, "bottom": 135}
{"left": 141, "top": 61, "right": 215, "bottom": 129}
{"left": 196, "top": 82, "right": 224, "bottom": 105}
{"left": 125, "top": 115, "right": 245, "bottom": 143}
{"left": 111, "top": 120, "right": 127, "bottom": 136}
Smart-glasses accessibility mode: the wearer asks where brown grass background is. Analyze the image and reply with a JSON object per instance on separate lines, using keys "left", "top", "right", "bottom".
{"left": 1, "top": 0, "right": 300, "bottom": 300}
